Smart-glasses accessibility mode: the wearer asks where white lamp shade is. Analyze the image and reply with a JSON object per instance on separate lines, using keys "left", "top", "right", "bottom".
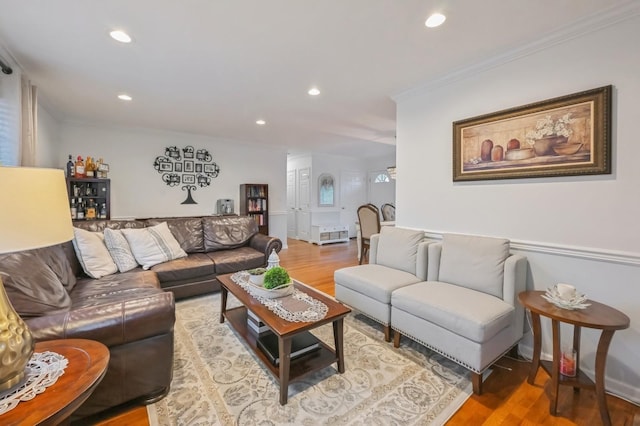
{"left": 0, "top": 167, "right": 74, "bottom": 253}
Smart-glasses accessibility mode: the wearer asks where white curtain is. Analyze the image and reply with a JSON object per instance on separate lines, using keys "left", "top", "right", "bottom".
{"left": 20, "top": 75, "right": 37, "bottom": 166}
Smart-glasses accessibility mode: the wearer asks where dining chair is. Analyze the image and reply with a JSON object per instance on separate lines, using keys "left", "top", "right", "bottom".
{"left": 357, "top": 204, "right": 381, "bottom": 264}
{"left": 381, "top": 203, "right": 395, "bottom": 221}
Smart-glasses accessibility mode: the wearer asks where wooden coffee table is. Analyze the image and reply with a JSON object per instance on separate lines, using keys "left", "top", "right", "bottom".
{"left": 217, "top": 273, "right": 351, "bottom": 405}
{"left": 0, "top": 338, "right": 109, "bottom": 425}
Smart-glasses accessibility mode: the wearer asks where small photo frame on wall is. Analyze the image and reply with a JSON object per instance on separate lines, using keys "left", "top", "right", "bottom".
{"left": 195, "top": 163, "right": 203, "bottom": 173}
{"left": 174, "top": 162, "right": 183, "bottom": 173}
{"left": 159, "top": 162, "right": 173, "bottom": 172}
{"left": 183, "top": 145, "right": 195, "bottom": 159}
{"left": 182, "top": 174, "right": 195, "bottom": 184}
{"left": 184, "top": 161, "right": 194, "bottom": 172}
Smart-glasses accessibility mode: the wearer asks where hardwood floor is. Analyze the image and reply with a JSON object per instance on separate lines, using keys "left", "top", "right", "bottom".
{"left": 91, "top": 238, "right": 639, "bottom": 425}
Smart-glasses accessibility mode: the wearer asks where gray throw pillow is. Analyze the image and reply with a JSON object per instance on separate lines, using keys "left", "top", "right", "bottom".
{"left": 104, "top": 228, "right": 139, "bottom": 272}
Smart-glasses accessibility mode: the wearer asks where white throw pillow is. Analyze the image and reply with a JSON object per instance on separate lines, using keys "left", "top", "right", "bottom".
{"left": 121, "top": 222, "right": 187, "bottom": 270}
{"left": 72, "top": 228, "right": 118, "bottom": 279}
{"left": 103, "top": 228, "right": 139, "bottom": 273}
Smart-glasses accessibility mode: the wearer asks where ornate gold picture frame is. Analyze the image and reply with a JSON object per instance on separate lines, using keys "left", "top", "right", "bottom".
{"left": 453, "top": 85, "right": 612, "bottom": 181}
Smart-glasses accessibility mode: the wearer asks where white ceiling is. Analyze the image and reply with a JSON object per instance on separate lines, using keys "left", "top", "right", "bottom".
{"left": 0, "top": 1, "right": 630, "bottom": 158}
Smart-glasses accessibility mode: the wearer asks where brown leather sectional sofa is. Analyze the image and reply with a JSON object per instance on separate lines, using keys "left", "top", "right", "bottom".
{"left": 0, "top": 215, "right": 282, "bottom": 420}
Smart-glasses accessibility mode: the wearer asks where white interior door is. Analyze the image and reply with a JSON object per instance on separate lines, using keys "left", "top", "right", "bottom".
{"left": 340, "top": 170, "right": 366, "bottom": 237}
{"left": 296, "top": 167, "right": 311, "bottom": 241}
{"left": 286, "top": 169, "right": 297, "bottom": 238}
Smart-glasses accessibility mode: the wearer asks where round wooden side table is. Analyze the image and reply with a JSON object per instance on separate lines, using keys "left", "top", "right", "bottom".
{"left": 0, "top": 338, "right": 109, "bottom": 426}
{"left": 518, "top": 291, "right": 629, "bottom": 426}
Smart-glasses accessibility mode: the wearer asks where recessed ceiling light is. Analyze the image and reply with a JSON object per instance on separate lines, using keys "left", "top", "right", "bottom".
{"left": 256, "top": 119, "right": 266, "bottom": 125}
{"left": 110, "top": 30, "right": 132, "bottom": 43}
{"left": 425, "top": 13, "right": 446, "bottom": 28}
{"left": 308, "top": 87, "right": 321, "bottom": 96}
{"left": 118, "top": 94, "right": 132, "bottom": 101}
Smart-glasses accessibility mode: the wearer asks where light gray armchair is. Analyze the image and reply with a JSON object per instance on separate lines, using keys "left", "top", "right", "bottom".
{"left": 391, "top": 233, "right": 528, "bottom": 394}
{"left": 334, "top": 226, "right": 429, "bottom": 341}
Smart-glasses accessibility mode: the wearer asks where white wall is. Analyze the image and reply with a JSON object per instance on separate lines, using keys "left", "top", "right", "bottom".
{"left": 35, "top": 104, "right": 60, "bottom": 168}
{"left": 57, "top": 123, "right": 288, "bottom": 245}
{"left": 395, "top": 12, "right": 640, "bottom": 403}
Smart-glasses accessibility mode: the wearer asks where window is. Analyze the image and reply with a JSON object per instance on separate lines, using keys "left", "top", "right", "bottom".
{"left": 374, "top": 173, "right": 390, "bottom": 183}
{"left": 0, "top": 71, "right": 20, "bottom": 166}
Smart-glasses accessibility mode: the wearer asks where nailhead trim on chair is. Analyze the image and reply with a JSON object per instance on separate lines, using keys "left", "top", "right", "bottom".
{"left": 350, "top": 308, "right": 389, "bottom": 327}
{"left": 391, "top": 327, "right": 481, "bottom": 373}
{"left": 392, "top": 326, "right": 518, "bottom": 376}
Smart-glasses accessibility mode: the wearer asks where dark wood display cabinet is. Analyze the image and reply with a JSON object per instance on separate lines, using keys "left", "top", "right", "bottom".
{"left": 66, "top": 178, "right": 111, "bottom": 220}
{"left": 239, "top": 183, "right": 268, "bottom": 235}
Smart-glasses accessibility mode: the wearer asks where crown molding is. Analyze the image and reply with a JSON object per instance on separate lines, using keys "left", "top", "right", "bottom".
{"left": 392, "top": 1, "right": 640, "bottom": 103}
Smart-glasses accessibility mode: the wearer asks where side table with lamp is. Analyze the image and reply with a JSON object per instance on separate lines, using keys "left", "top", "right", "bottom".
{"left": 0, "top": 166, "right": 108, "bottom": 423}
{"left": 518, "top": 287, "right": 630, "bottom": 426}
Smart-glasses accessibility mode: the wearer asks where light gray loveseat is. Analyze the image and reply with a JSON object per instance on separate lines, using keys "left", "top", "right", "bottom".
{"left": 335, "top": 230, "right": 528, "bottom": 395}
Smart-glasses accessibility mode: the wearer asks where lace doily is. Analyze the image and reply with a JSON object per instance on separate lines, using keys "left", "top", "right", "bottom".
{"left": 231, "top": 271, "right": 328, "bottom": 322}
{"left": 0, "top": 351, "right": 69, "bottom": 415}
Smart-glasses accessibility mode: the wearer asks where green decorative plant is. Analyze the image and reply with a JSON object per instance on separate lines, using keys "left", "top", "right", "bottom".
{"left": 248, "top": 267, "right": 267, "bottom": 275}
{"left": 263, "top": 267, "right": 291, "bottom": 289}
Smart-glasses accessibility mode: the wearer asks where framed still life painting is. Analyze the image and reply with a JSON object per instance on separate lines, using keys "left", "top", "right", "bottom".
{"left": 452, "top": 85, "right": 612, "bottom": 181}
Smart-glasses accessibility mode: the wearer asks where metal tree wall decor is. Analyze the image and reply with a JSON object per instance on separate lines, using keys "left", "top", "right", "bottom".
{"left": 153, "top": 145, "right": 220, "bottom": 204}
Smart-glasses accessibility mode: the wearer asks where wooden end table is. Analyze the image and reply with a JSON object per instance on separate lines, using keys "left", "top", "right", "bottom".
{"left": 217, "top": 273, "right": 351, "bottom": 405}
{"left": 0, "top": 338, "right": 109, "bottom": 426}
{"left": 518, "top": 291, "right": 629, "bottom": 426}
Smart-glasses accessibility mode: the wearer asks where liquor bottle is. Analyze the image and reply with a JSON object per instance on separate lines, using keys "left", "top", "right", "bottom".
{"left": 99, "top": 203, "right": 107, "bottom": 219}
{"left": 86, "top": 156, "right": 94, "bottom": 177}
{"left": 76, "top": 198, "right": 85, "bottom": 219}
{"left": 74, "top": 156, "right": 85, "bottom": 178}
{"left": 85, "top": 199, "right": 97, "bottom": 220}
{"left": 70, "top": 198, "right": 77, "bottom": 219}
{"left": 94, "top": 157, "right": 102, "bottom": 178}
{"left": 66, "top": 154, "right": 74, "bottom": 177}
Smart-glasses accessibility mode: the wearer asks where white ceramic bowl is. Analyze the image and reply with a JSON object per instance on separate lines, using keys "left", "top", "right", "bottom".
{"left": 505, "top": 148, "right": 535, "bottom": 161}
{"left": 248, "top": 282, "right": 293, "bottom": 299}
{"left": 249, "top": 274, "right": 265, "bottom": 286}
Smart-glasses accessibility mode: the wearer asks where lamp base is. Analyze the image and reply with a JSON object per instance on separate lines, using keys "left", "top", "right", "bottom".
{"left": 0, "top": 370, "right": 25, "bottom": 392}
{"left": 0, "top": 277, "right": 34, "bottom": 393}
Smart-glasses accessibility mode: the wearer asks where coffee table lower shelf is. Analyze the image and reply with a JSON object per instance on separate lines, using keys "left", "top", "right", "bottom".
{"left": 224, "top": 306, "right": 340, "bottom": 397}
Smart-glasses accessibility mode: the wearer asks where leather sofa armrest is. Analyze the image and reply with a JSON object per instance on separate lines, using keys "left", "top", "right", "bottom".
{"left": 25, "top": 291, "right": 175, "bottom": 347}
{"left": 249, "top": 233, "right": 283, "bottom": 258}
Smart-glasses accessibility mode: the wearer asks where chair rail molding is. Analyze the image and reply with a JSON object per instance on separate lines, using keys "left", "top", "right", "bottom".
{"left": 422, "top": 231, "right": 640, "bottom": 267}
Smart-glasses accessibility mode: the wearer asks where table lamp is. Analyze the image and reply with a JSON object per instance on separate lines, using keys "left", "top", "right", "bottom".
{"left": 0, "top": 166, "right": 74, "bottom": 391}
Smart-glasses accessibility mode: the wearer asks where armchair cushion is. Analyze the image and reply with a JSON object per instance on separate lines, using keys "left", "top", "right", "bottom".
{"left": 438, "top": 234, "right": 509, "bottom": 298}
{"left": 334, "top": 264, "right": 423, "bottom": 304}
{"left": 376, "top": 227, "right": 425, "bottom": 275}
{"left": 392, "top": 281, "right": 514, "bottom": 343}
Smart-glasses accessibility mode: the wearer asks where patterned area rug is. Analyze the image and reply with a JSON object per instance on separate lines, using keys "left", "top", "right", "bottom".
{"left": 148, "top": 293, "right": 472, "bottom": 425}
